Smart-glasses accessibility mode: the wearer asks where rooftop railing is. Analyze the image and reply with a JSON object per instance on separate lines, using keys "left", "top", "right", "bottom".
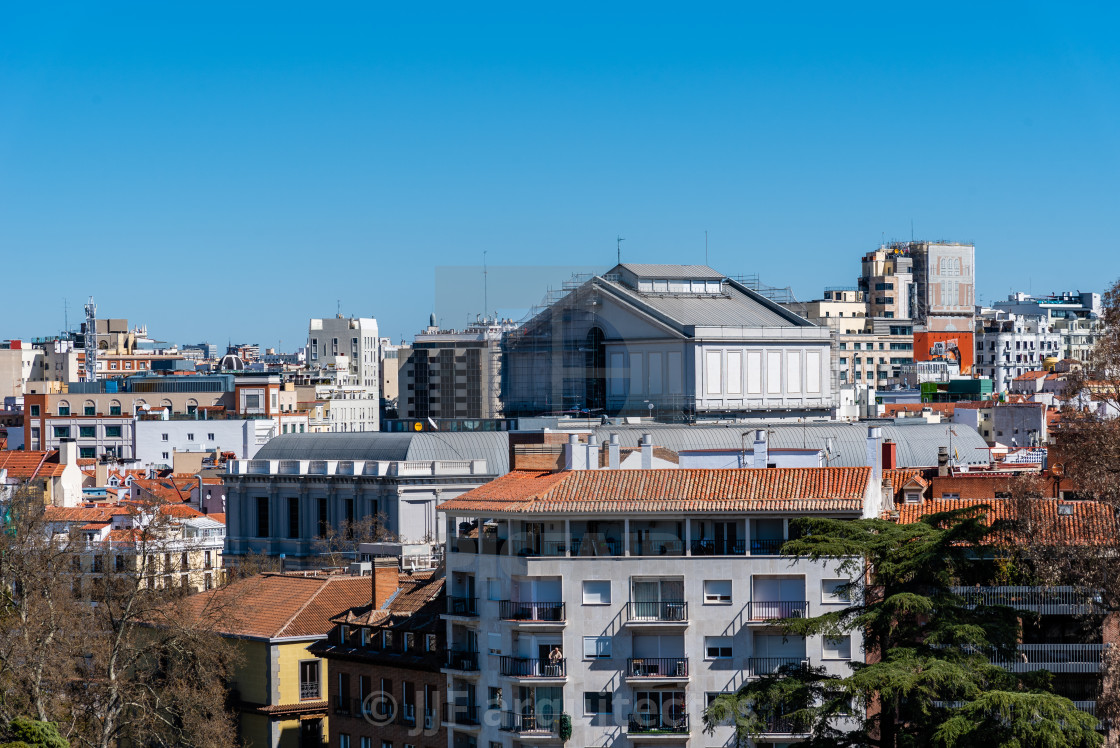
{"left": 950, "top": 586, "right": 1104, "bottom": 615}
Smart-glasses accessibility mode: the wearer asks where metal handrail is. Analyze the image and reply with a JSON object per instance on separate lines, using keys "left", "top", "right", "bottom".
{"left": 626, "top": 657, "right": 689, "bottom": 678}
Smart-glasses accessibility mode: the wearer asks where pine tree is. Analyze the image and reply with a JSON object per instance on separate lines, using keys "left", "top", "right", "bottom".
{"left": 702, "top": 507, "right": 1102, "bottom": 748}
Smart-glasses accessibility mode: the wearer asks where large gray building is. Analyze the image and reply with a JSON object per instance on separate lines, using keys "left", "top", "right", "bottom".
{"left": 223, "top": 431, "right": 510, "bottom": 566}
{"left": 502, "top": 264, "right": 834, "bottom": 421}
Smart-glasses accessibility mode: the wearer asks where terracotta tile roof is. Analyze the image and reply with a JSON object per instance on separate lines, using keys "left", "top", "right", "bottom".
{"left": 0, "top": 450, "right": 65, "bottom": 479}
{"left": 331, "top": 572, "right": 444, "bottom": 627}
{"left": 206, "top": 513, "right": 226, "bottom": 525}
{"left": 43, "top": 506, "right": 129, "bottom": 523}
{"left": 160, "top": 504, "right": 206, "bottom": 519}
{"left": 180, "top": 573, "right": 374, "bottom": 640}
{"left": 895, "top": 497, "right": 1117, "bottom": 545}
{"left": 1014, "top": 371, "right": 1050, "bottom": 381}
{"left": 438, "top": 468, "right": 871, "bottom": 515}
{"left": 132, "top": 478, "right": 192, "bottom": 503}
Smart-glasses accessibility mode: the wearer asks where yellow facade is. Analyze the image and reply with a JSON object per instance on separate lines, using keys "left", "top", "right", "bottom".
{"left": 228, "top": 637, "right": 329, "bottom": 748}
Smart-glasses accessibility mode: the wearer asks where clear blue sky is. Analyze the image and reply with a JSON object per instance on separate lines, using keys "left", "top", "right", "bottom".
{"left": 3, "top": 2, "right": 1119, "bottom": 347}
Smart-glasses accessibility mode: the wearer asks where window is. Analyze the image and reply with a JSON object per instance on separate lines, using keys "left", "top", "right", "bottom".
{"left": 361, "top": 740, "right": 371, "bottom": 748}
{"left": 53, "top": 426, "right": 70, "bottom": 438}
{"left": 339, "top": 736, "right": 350, "bottom": 748}
{"left": 246, "top": 394, "right": 261, "bottom": 409}
{"left": 703, "top": 580, "right": 732, "bottom": 604}
{"left": 79, "top": 426, "right": 96, "bottom": 438}
{"left": 80, "top": 447, "right": 95, "bottom": 459}
{"left": 161, "top": 433, "right": 169, "bottom": 441}
{"left": 207, "top": 432, "right": 215, "bottom": 441}
{"left": 288, "top": 497, "right": 299, "bottom": 539}
{"left": 256, "top": 497, "right": 270, "bottom": 537}
{"left": 84, "top": 405, "right": 96, "bottom": 416}
{"left": 186, "top": 433, "right": 194, "bottom": 441}
{"left": 58, "top": 404, "right": 70, "bottom": 416}
{"left": 583, "top": 636, "right": 612, "bottom": 659}
{"left": 488, "top": 686, "right": 503, "bottom": 710}
{"left": 823, "top": 635, "right": 852, "bottom": 659}
{"left": 821, "top": 579, "right": 851, "bottom": 604}
{"left": 29, "top": 404, "right": 40, "bottom": 417}
{"left": 705, "top": 636, "right": 733, "bottom": 659}
{"left": 105, "top": 426, "right": 122, "bottom": 438}
{"left": 162, "top": 453, "right": 169, "bottom": 460}
{"left": 582, "top": 580, "right": 611, "bottom": 605}
{"left": 584, "top": 692, "right": 613, "bottom": 715}
{"left": 109, "top": 403, "right": 121, "bottom": 416}
{"left": 487, "top": 577, "right": 501, "bottom": 601}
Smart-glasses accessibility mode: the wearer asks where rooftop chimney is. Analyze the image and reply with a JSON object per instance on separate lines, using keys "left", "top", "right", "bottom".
{"left": 752, "top": 430, "right": 768, "bottom": 470}
{"left": 608, "top": 434, "right": 620, "bottom": 470}
{"left": 587, "top": 434, "right": 600, "bottom": 471}
{"left": 882, "top": 439, "right": 898, "bottom": 471}
{"left": 564, "top": 434, "right": 586, "bottom": 471}
{"left": 866, "top": 427, "right": 883, "bottom": 494}
{"left": 937, "top": 446, "right": 950, "bottom": 477}
{"left": 58, "top": 438, "right": 77, "bottom": 467}
{"left": 372, "top": 557, "right": 399, "bottom": 609}
{"left": 641, "top": 433, "right": 653, "bottom": 470}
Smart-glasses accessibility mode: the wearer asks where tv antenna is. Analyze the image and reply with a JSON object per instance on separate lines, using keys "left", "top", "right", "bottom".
{"left": 705, "top": 230, "right": 709, "bottom": 265}
{"left": 483, "top": 250, "right": 489, "bottom": 320}
{"left": 616, "top": 235, "right": 625, "bottom": 265}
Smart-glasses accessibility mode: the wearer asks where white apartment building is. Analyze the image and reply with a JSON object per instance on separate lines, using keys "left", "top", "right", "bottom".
{"left": 973, "top": 311, "right": 1062, "bottom": 392}
{"left": 438, "top": 443, "right": 884, "bottom": 748}
{"left": 992, "top": 291, "right": 1103, "bottom": 364}
{"left": 307, "top": 316, "right": 381, "bottom": 432}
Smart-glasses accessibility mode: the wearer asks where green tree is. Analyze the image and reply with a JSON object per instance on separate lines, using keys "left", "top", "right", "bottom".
{"left": 702, "top": 507, "right": 1102, "bottom": 748}
{"left": 0, "top": 718, "right": 69, "bottom": 748}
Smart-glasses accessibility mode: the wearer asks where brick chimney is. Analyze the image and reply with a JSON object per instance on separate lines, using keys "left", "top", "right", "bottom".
{"left": 372, "top": 557, "right": 400, "bottom": 609}
{"left": 882, "top": 439, "right": 898, "bottom": 471}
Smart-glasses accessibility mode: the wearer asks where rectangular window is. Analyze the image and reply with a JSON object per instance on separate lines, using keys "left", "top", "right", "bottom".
{"left": 705, "top": 636, "right": 733, "bottom": 659}
{"left": 823, "top": 635, "right": 852, "bottom": 659}
{"left": 583, "top": 636, "right": 612, "bottom": 659}
{"left": 79, "top": 447, "right": 96, "bottom": 459}
{"left": 186, "top": 433, "right": 194, "bottom": 441}
{"left": 821, "top": 579, "right": 852, "bottom": 604}
{"left": 79, "top": 426, "right": 96, "bottom": 438}
{"left": 703, "top": 580, "right": 732, "bottom": 604}
{"left": 109, "top": 404, "right": 121, "bottom": 416}
{"left": 105, "top": 426, "right": 122, "bottom": 438}
{"left": 84, "top": 405, "right": 96, "bottom": 416}
{"left": 582, "top": 580, "right": 611, "bottom": 605}
{"left": 29, "top": 404, "right": 40, "bottom": 416}
{"left": 161, "top": 433, "right": 168, "bottom": 441}
{"left": 318, "top": 499, "right": 328, "bottom": 537}
{"left": 208, "top": 432, "right": 215, "bottom": 441}
{"left": 53, "top": 426, "right": 70, "bottom": 438}
{"left": 339, "top": 736, "right": 349, "bottom": 748}
{"left": 361, "top": 739, "right": 371, "bottom": 748}
{"left": 256, "top": 497, "right": 270, "bottom": 537}
{"left": 488, "top": 686, "right": 502, "bottom": 710}
{"left": 245, "top": 394, "right": 260, "bottom": 409}
{"left": 288, "top": 497, "right": 299, "bottom": 539}
{"left": 583, "top": 692, "right": 613, "bottom": 715}
{"left": 487, "top": 578, "right": 501, "bottom": 601}
{"left": 58, "top": 404, "right": 70, "bottom": 416}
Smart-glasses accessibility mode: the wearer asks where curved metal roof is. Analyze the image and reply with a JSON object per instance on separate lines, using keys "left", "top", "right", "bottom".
{"left": 254, "top": 432, "right": 510, "bottom": 474}
{"left": 591, "top": 422, "right": 988, "bottom": 469}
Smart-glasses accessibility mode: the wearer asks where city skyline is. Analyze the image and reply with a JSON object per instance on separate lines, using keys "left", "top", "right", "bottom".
{"left": 3, "top": 3, "right": 1119, "bottom": 343}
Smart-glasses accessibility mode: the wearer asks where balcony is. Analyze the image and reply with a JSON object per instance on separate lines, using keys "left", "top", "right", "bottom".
{"left": 689, "top": 539, "right": 745, "bottom": 556}
{"left": 757, "top": 714, "right": 811, "bottom": 736}
{"left": 444, "top": 650, "right": 480, "bottom": 672}
{"left": 749, "top": 538, "right": 787, "bottom": 556}
{"left": 950, "top": 586, "right": 1103, "bottom": 615}
{"left": 631, "top": 539, "right": 685, "bottom": 557}
{"left": 570, "top": 537, "right": 622, "bottom": 557}
{"left": 501, "top": 711, "right": 558, "bottom": 736}
{"left": 749, "top": 601, "right": 808, "bottom": 622}
{"left": 626, "top": 601, "right": 688, "bottom": 625}
{"left": 627, "top": 713, "right": 690, "bottom": 735}
{"left": 626, "top": 657, "right": 689, "bottom": 680}
{"left": 443, "top": 704, "right": 482, "bottom": 727}
{"left": 748, "top": 657, "right": 809, "bottom": 677}
{"left": 446, "top": 596, "right": 478, "bottom": 617}
{"left": 498, "top": 600, "right": 566, "bottom": 623}
{"left": 299, "top": 681, "right": 321, "bottom": 700}
{"left": 499, "top": 656, "right": 567, "bottom": 678}
{"left": 991, "top": 644, "right": 1105, "bottom": 673}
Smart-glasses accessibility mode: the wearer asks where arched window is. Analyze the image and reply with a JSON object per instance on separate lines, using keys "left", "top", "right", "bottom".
{"left": 57, "top": 400, "right": 71, "bottom": 416}
{"left": 109, "top": 399, "right": 122, "bottom": 416}
{"left": 84, "top": 400, "right": 97, "bottom": 416}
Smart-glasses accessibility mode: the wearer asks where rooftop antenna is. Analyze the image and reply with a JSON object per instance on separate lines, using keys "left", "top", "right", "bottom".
{"left": 705, "top": 230, "right": 709, "bottom": 266}
{"left": 616, "top": 235, "right": 625, "bottom": 265}
{"left": 483, "top": 250, "right": 489, "bottom": 321}
{"left": 336, "top": 299, "right": 341, "bottom": 318}
{"left": 84, "top": 296, "right": 97, "bottom": 383}
{"left": 63, "top": 298, "right": 69, "bottom": 335}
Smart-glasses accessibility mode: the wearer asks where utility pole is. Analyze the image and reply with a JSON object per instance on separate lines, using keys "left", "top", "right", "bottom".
{"left": 616, "top": 235, "right": 625, "bottom": 265}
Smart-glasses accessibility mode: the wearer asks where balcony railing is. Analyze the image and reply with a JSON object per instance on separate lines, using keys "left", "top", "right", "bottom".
{"left": 501, "top": 711, "right": 557, "bottom": 734}
{"left": 991, "top": 644, "right": 1105, "bottom": 673}
{"left": 749, "top": 657, "right": 809, "bottom": 676}
{"left": 499, "top": 656, "right": 567, "bottom": 678}
{"left": 445, "top": 650, "right": 480, "bottom": 671}
{"left": 443, "top": 704, "right": 482, "bottom": 726}
{"left": 690, "top": 539, "right": 746, "bottom": 556}
{"left": 627, "top": 713, "right": 690, "bottom": 734}
{"left": 446, "top": 596, "right": 478, "bottom": 616}
{"left": 512, "top": 540, "right": 569, "bottom": 557}
{"left": 498, "top": 600, "right": 566, "bottom": 622}
{"left": 626, "top": 601, "right": 688, "bottom": 623}
{"left": 749, "top": 538, "right": 787, "bottom": 555}
{"left": 333, "top": 694, "right": 351, "bottom": 715}
{"left": 631, "top": 539, "right": 685, "bottom": 556}
{"left": 570, "top": 538, "right": 622, "bottom": 556}
{"left": 950, "top": 586, "right": 1104, "bottom": 615}
{"left": 299, "top": 681, "right": 321, "bottom": 700}
{"left": 749, "top": 601, "right": 808, "bottom": 620}
{"left": 626, "top": 657, "right": 689, "bottom": 678}
{"left": 758, "top": 714, "right": 811, "bottom": 735}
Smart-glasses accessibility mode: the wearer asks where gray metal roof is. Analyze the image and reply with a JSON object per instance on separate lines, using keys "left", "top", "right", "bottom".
{"left": 617, "top": 264, "right": 725, "bottom": 280}
{"left": 598, "top": 277, "right": 812, "bottom": 329}
{"left": 253, "top": 432, "right": 510, "bottom": 474}
{"left": 591, "top": 421, "right": 989, "bottom": 468}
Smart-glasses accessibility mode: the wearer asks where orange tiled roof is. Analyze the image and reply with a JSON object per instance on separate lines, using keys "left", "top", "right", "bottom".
{"left": 331, "top": 572, "right": 444, "bottom": 626}
{"left": 895, "top": 497, "right": 1116, "bottom": 545}
{"left": 207, "top": 513, "right": 226, "bottom": 525}
{"left": 438, "top": 468, "right": 871, "bottom": 515}
{"left": 43, "top": 506, "right": 130, "bottom": 523}
{"left": 1014, "top": 371, "right": 1050, "bottom": 381}
{"left": 0, "top": 450, "right": 65, "bottom": 479}
{"left": 180, "top": 573, "right": 374, "bottom": 640}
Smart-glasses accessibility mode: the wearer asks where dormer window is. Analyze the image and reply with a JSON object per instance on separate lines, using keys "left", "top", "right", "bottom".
{"left": 904, "top": 492, "right": 921, "bottom": 504}
{"left": 1057, "top": 504, "right": 1074, "bottom": 516}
